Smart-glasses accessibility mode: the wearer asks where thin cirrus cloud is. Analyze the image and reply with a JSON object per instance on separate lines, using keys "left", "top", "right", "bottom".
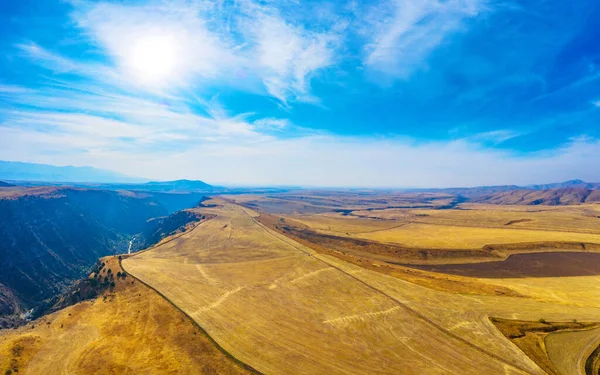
{"left": 362, "top": 0, "right": 485, "bottom": 78}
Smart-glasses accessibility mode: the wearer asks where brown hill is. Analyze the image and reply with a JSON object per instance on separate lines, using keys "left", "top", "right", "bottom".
{"left": 472, "top": 188, "right": 600, "bottom": 205}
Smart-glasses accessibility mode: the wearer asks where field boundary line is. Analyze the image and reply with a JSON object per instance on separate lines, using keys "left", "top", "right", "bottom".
{"left": 120, "top": 240, "right": 263, "bottom": 375}
{"left": 246, "top": 207, "right": 537, "bottom": 374}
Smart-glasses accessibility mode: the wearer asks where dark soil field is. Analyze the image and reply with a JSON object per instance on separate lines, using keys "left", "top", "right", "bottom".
{"left": 405, "top": 252, "right": 600, "bottom": 278}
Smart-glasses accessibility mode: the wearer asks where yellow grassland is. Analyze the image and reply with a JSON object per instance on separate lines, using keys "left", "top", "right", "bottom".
{"left": 284, "top": 204, "right": 600, "bottom": 249}
{"left": 0, "top": 256, "right": 250, "bottom": 375}
{"left": 545, "top": 326, "right": 600, "bottom": 375}
{"left": 122, "top": 199, "right": 600, "bottom": 375}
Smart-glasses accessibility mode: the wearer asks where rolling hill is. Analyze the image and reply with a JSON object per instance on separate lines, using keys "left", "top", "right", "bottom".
{"left": 411, "top": 179, "right": 600, "bottom": 201}
{"left": 472, "top": 187, "right": 600, "bottom": 205}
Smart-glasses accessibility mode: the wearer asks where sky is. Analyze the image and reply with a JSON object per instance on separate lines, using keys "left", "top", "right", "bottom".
{"left": 0, "top": 0, "right": 599, "bottom": 187}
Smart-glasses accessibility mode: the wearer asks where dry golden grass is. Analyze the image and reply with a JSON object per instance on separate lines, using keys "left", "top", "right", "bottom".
{"left": 545, "top": 326, "right": 600, "bottom": 375}
{"left": 258, "top": 212, "right": 523, "bottom": 297}
{"left": 224, "top": 191, "right": 456, "bottom": 214}
{"left": 0, "top": 256, "right": 250, "bottom": 375}
{"left": 491, "top": 318, "right": 600, "bottom": 375}
{"left": 481, "top": 275, "right": 600, "bottom": 307}
{"left": 285, "top": 207, "right": 600, "bottom": 250}
{"left": 122, "top": 199, "right": 600, "bottom": 375}
{"left": 587, "top": 344, "right": 600, "bottom": 375}
{"left": 364, "top": 204, "right": 600, "bottom": 234}
{"left": 354, "top": 222, "right": 600, "bottom": 248}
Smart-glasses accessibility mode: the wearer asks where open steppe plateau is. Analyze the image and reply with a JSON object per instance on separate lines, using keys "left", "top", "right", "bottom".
{"left": 122, "top": 195, "right": 600, "bottom": 375}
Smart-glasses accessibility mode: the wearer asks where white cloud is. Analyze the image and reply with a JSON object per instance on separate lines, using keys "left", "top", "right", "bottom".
{"left": 362, "top": 0, "right": 485, "bottom": 78}
{"left": 73, "top": 1, "right": 239, "bottom": 90}
{"left": 0, "top": 84, "right": 36, "bottom": 94}
{"left": 253, "top": 118, "right": 290, "bottom": 131}
{"left": 16, "top": 42, "right": 119, "bottom": 83}
{"left": 63, "top": 0, "right": 339, "bottom": 103}
{"left": 1, "top": 89, "right": 599, "bottom": 187}
{"left": 2, "top": 128, "right": 599, "bottom": 187}
{"left": 242, "top": 8, "right": 339, "bottom": 103}
{"left": 465, "top": 130, "right": 521, "bottom": 144}
{"left": 0, "top": 81, "right": 272, "bottom": 154}
{"left": 1, "top": 78, "right": 597, "bottom": 186}
{"left": 19, "top": 0, "right": 486, "bottom": 100}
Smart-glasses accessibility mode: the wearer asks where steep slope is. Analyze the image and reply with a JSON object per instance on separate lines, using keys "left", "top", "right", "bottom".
{"left": 0, "top": 285, "right": 21, "bottom": 328}
{"left": 0, "top": 256, "right": 251, "bottom": 375}
{"left": 0, "top": 187, "right": 206, "bottom": 324}
{"left": 0, "top": 189, "right": 165, "bottom": 310}
{"left": 473, "top": 188, "right": 600, "bottom": 205}
{"left": 136, "top": 210, "right": 210, "bottom": 249}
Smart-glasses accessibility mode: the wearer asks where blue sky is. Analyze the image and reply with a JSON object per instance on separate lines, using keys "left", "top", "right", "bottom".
{"left": 0, "top": 0, "right": 599, "bottom": 187}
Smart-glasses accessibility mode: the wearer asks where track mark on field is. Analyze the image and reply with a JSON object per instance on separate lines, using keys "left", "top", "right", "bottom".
{"left": 196, "top": 264, "right": 217, "bottom": 284}
{"left": 243, "top": 205, "right": 535, "bottom": 374}
{"left": 324, "top": 306, "right": 401, "bottom": 328}
{"left": 290, "top": 267, "right": 333, "bottom": 284}
{"left": 194, "top": 287, "right": 243, "bottom": 315}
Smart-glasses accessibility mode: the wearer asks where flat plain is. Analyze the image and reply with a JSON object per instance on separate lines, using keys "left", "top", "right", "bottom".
{"left": 122, "top": 195, "right": 600, "bottom": 375}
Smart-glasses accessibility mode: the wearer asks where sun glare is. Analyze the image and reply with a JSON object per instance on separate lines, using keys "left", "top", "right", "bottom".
{"left": 125, "top": 35, "right": 178, "bottom": 85}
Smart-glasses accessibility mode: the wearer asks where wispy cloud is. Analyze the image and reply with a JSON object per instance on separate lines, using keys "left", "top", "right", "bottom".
{"left": 16, "top": 42, "right": 119, "bottom": 83}
{"left": 240, "top": 3, "right": 341, "bottom": 104}
{"left": 361, "top": 0, "right": 486, "bottom": 78}
{"left": 2, "top": 119, "right": 599, "bottom": 187}
{"left": 0, "top": 79, "right": 276, "bottom": 156}
{"left": 60, "top": 0, "right": 341, "bottom": 104}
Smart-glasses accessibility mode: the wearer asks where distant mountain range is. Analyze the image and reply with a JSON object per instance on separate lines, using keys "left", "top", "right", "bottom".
{"left": 412, "top": 179, "right": 600, "bottom": 198}
{"left": 472, "top": 187, "right": 600, "bottom": 205}
{"left": 0, "top": 160, "right": 144, "bottom": 183}
{"left": 403, "top": 179, "right": 600, "bottom": 205}
{"left": 0, "top": 161, "right": 227, "bottom": 193}
{"left": 525, "top": 179, "right": 600, "bottom": 190}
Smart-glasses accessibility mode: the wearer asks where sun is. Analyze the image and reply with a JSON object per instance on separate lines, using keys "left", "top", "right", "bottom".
{"left": 125, "top": 34, "right": 178, "bottom": 85}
